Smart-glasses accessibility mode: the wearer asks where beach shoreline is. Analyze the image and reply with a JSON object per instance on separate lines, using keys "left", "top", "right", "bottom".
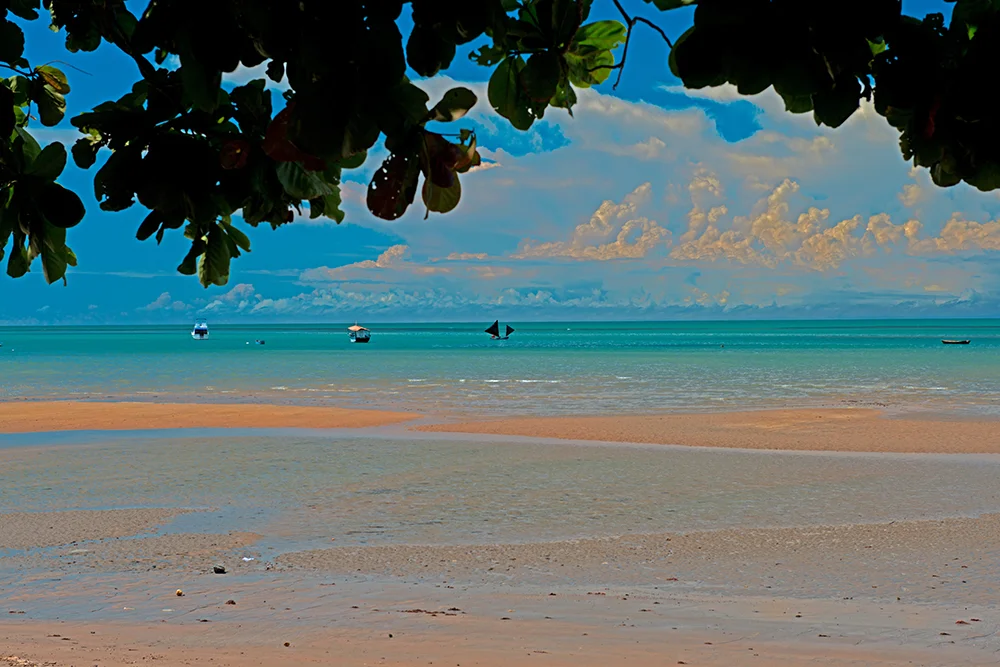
{"left": 4, "top": 400, "right": 1000, "bottom": 455}
{"left": 0, "top": 400, "right": 420, "bottom": 433}
{"left": 417, "top": 407, "right": 1000, "bottom": 454}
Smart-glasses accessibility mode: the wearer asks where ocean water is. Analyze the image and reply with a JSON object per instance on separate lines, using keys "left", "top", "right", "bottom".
{"left": 1, "top": 319, "right": 999, "bottom": 416}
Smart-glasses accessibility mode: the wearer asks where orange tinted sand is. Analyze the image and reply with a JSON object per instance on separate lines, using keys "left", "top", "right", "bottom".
{"left": 0, "top": 401, "right": 419, "bottom": 433}
{"left": 418, "top": 408, "right": 1000, "bottom": 453}
{"left": 3, "top": 602, "right": 991, "bottom": 667}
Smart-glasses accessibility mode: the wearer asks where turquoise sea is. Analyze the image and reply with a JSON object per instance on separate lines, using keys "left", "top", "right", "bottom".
{"left": 1, "top": 319, "right": 999, "bottom": 416}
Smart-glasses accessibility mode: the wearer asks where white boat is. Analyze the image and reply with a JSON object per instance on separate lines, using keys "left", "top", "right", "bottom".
{"left": 348, "top": 323, "right": 371, "bottom": 343}
{"left": 191, "top": 320, "right": 209, "bottom": 340}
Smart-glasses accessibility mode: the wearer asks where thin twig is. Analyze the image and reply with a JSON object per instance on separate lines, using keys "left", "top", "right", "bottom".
{"left": 0, "top": 63, "right": 31, "bottom": 76}
{"left": 614, "top": 21, "right": 634, "bottom": 88}
{"left": 634, "top": 16, "right": 674, "bottom": 49}
{"left": 608, "top": 0, "right": 676, "bottom": 90}
{"left": 40, "top": 60, "right": 94, "bottom": 76}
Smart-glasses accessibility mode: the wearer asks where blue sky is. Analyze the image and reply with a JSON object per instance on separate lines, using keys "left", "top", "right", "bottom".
{"left": 6, "top": 0, "right": 1000, "bottom": 323}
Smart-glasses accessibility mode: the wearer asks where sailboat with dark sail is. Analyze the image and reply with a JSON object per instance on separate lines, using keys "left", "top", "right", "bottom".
{"left": 485, "top": 320, "right": 515, "bottom": 340}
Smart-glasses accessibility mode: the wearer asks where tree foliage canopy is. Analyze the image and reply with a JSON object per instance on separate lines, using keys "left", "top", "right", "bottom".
{"left": 1, "top": 0, "right": 996, "bottom": 286}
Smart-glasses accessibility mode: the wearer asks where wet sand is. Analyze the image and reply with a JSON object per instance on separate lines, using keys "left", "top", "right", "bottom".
{"left": 4, "top": 404, "right": 1000, "bottom": 665}
{"left": 0, "top": 401, "right": 420, "bottom": 433}
{"left": 4, "top": 588, "right": 996, "bottom": 667}
{"left": 419, "top": 408, "right": 1000, "bottom": 453}
{"left": 0, "top": 509, "right": 189, "bottom": 550}
{"left": 4, "top": 402, "right": 1000, "bottom": 455}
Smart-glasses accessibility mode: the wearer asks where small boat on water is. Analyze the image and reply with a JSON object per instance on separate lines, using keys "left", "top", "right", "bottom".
{"left": 191, "top": 320, "right": 209, "bottom": 340}
{"left": 348, "top": 323, "right": 371, "bottom": 343}
{"left": 485, "top": 320, "right": 515, "bottom": 340}
{"left": 942, "top": 339, "right": 971, "bottom": 345}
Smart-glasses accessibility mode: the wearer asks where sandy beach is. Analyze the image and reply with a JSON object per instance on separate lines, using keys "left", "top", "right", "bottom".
{"left": 0, "top": 401, "right": 420, "bottom": 433}
{"left": 4, "top": 402, "right": 1000, "bottom": 455}
{"left": 4, "top": 402, "right": 1000, "bottom": 665}
{"left": 419, "top": 407, "right": 1000, "bottom": 453}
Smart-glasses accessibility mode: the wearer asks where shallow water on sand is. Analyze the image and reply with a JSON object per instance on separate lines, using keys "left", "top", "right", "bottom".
{"left": 3, "top": 431, "right": 1000, "bottom": 553}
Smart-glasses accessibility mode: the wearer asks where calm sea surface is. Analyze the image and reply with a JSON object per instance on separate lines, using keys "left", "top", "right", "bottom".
{"left": 1, "top": 320, "right": 999, "bottom": 416}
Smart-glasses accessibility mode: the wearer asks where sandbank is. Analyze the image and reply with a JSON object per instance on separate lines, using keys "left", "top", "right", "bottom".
{"left": 418, "top": 408, "right": 1000, "bottom": 453}
{"left": 0, "top": 509, "right": 188, "bottom": 550}
{"left": 0, "top": 401, "right": 419, "bottom": 433}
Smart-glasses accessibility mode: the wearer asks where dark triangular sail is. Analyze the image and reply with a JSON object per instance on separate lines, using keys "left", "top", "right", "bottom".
{"left": 505, "top": 325, "right": 515, "bottom": 336}
{"left": 485, "top": 320, "right": 500, "bottom": 336}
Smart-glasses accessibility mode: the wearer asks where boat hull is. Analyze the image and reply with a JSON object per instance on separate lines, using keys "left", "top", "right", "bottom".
{"left": 942, "top": 340, "right": 970, "bottom": 345}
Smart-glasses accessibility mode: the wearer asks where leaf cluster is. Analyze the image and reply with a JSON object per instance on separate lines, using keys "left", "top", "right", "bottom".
{"left": 4, "top": 0, "right": 1000, "bottom": 288}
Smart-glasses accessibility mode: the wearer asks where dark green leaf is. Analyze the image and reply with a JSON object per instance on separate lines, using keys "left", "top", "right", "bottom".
{"left": 551, "top": 80, "right": 577, "bottom": 114}
{"left": 94, "top": 147, "right": 141, "bottom": 211}
{"left": 0, "top": 84, "right": 13, "bottom": 138}
{"left": 276, "top": 162, "right": 335, "bottom": 200}
{"left": 114, "top": 9, "right": 138, "bottom": 40}
{"left": 136, "top": 210, "right": 163, "bottom": 241}
{"left": 407, "top": 24, "right": 456, "bottom": 78}
{"left": 522, "top": 52, "right": 562, "bottom": 102}
{"left": 14, "top": 127, "right": 41, "bottom": 163}
{"left": 9, "top": 0, "right": 40, "bottom": 20}
{"left": 571, "top": 21, "right": 627, "bottom": 53}
{"left": 667, "top": 26, "right": 727, "bottom": 89}
{"left": 0, "top": 198, "right": 12, "bottom": 263}
{"left": 72, "top": 136, "right": 101, "bottom": 169}
{"left": 340, "top": 149, "right": 367, "bottom": 170}
{"left": 488, "top": 56, "right": 534, "bottom": 130}
{"left": 378, "top": 80, "right": 431, "bottom": 136}
{"left": 812, "top": 77, "right": 861, "bottom": 128}
{"left": 230, "top": 79, "right": 272, "bottom": 136}
{"left": 7, "top": 75, "right": 30, "bottom": 105}
{"left": 177, "top": 237, "right": 206, "bottom": 276}
{"left": 0, "top": 21, "right": 25, "bottom": 64}
{"left": 25, "top": 142, "right": 67, "bottom": 181}
{"left": 179, "top": 56, "right": 222, "bottom": 113}
{"left": 782, "top": 93, "right": 813, "bottom": 114}
{"left": 35, "top": 86, "right": 67, "bottom": 126}
{"left": 310, "top": 189, "right": 345, "bottom": 224}
{"left": 470, "top": 44, "right": 506, "bottom": 67}
{"left": 221, "top": 219, "right": 251, "bottom": 252}
{"left": 39, "top": 182, "right": 85, "bottom": 228}
{"left": 566, "top": 48, "right": 615, "bottom": 87}
{"left": 422, "top": 176, "right": 462, "bottom": 217}
{"left": 429, "top": 87, "right": 478, "bottom": 122}
{"left": 199, "top": 222, "right": 231, "bottom": 287}
{"left": 6, "top": 235, "right": 29, "bottom": 278}
{"left": 39, "top": 222, "right": 69, "bottom": 284}
{"left": 266, "top": 60, "right": 284, "bottom": 83}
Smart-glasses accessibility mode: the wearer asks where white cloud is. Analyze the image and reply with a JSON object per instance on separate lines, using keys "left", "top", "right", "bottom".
{"left": 202, "top": 283, "right": 261, "bottom": 313}
{"left": 139, "top": 292, "right": 191, "bottom": 312}
{"left": 221, "top": 77, "right": 1000, "bottom": 316}
{"left": 514, "top": 183, "right": 670, "bottom": 260}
